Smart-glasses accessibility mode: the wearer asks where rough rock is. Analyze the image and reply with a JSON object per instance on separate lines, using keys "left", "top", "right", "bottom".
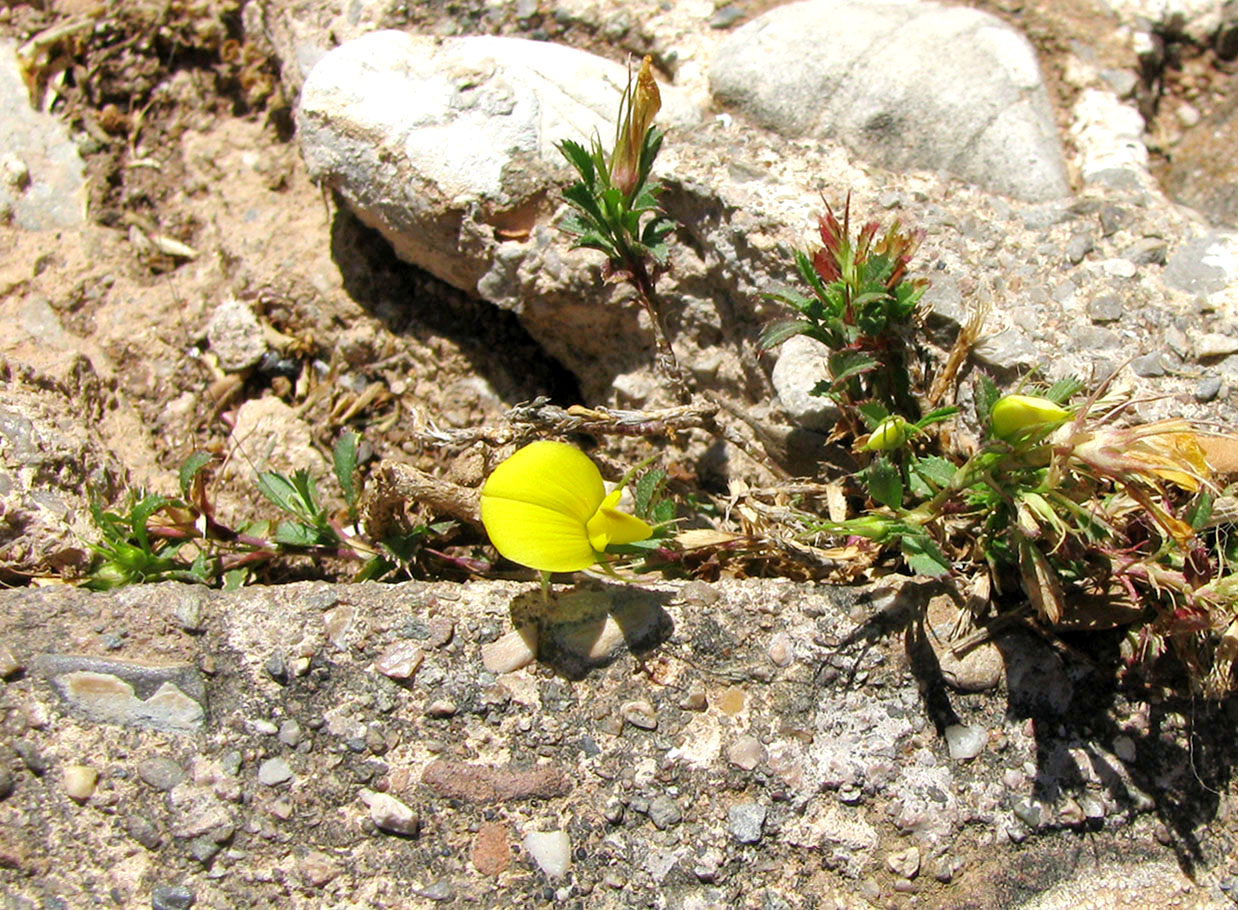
{"left": 205, "top": 296, "right": 267, "bottom": 372}
{"left": 709, "top": 0, "right": 1069, "bottom": 202}
{"left": 771, "top": 335, "right": 842, "bottom": 431}
{"left": 0, "top": 41, "right": 87, "bottom": 230}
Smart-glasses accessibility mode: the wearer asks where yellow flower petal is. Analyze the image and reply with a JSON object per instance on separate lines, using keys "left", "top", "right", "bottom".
{"left": 480, "top": 441, "right": 604, "bottom": 522}
{"left": 586, "top": 489, "right": 653, "bottom": 551}
{"left": 479, "top": 496, "right": 598, "bottom": 572}
{"left": 991, "top": 394, "right": 1070, "bottom": 441}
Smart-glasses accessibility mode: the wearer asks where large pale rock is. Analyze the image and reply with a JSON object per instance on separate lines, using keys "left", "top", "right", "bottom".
{"left": 0, "top": 41, "right": 87, "bottom": 230}
{"left": 709, "top": 0, "right": 1070, "bottom": 202}
{"left": 298, "top": 30, "right": 700, "bottom": 292}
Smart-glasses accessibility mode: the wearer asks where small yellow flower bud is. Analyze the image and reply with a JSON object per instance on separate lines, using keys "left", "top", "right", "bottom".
{"left": 990, "top": 394, "right": 1069, "bottom": 441}
{"left": 610, "top": 56, "right": 661, "bottom": 198}
{"left": 862, "top": 416, "right": 910, "bottom": 452}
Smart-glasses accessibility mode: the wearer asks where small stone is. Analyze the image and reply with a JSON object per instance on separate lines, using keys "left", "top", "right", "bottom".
{"left": 680, "top": 581, "right": 721, "bottom": 605}
{"left": 278, "top": 719, "right": 303, "bottom": 747}
{"left": 258, "top": 757, "right": 293, "bottom": 786}
{"left": 472, "top": 821, "right": 511, "bottom": 877}
{"left": 426, "top": 617, "right": 456, "bottom": 648}
{"left": 14, "top": 741, "right": 47, "bottom": 775}
{"left": 0, "top": 153, "right": 30, "bottom": 190}
{"left": 1012, "top": 797, "right": 1043, "bottom": 828}
{"left": 1057, "top": 797, "right": 1086, "bottom": 826}
{"left": 481, "top": 627, "right": 538, "bottom": 674}
{"left": 603, "top": 797, "right": 625, "bottom": 824}
{"left": 944, "top": 724, "right": 987, "bottom": 761}
{"left": 767, "top": 632, "right": 794, "bottom": 667}
{"left": 172, "top": 591, "right": 206, "bottom": 633}
{"left": 1065, "top": 232, "right": 1094, "bottom": 264}
{"left": 425, "top": 698, "right": 458, "bottom": 718}
{"left": 124, "top": 815, "right": 162, "bottom": 850}
{"left": 298, "top": 850, "right": 341, "bottom": 888}
{"left": 716, "top": 687, "right": 746, "bottom": 715}
{"left": 648, "top": 794, "right": 683, "bottom": 829}
{"left": 138, "top": 757, "right": 185, "bottom": 792}
{"left": 709, "top": 4, "right": 744, "bottom": 28}
{"left": 1098, "top": 204, "right": 1125, "bottom": 236}
{"left": 620, "top": 700, "right": 657, "bottom": 730}
{"left": 414, "top": 879, "right": 454, "bottom": 902}
{"left": 206, "top": 296, "right": 267, "bottom": 371}
{"left": 188, "top": 836, "right": 222, "bottom": 864}
{"left": 1112, "top": 735, "right": 1136, "bottom": 763}
{"left": 1100, "top": 258, "right": 1137, "bottom": 279}
{"left": 264, "top": 652, "right": 288, "bottom": 683}
{"left": 1194, "top": 333, "right": 1238, "bottom": 361}
{"left": 250, "top": 719, "right": 278, "bottom": 735}
{"left": 727, "top": 735, "right": 767, "bottom": 771}
{"left": 1124, "top": 237, "right": 1168, "bottom": 265}
{"left": 1131, "top": 352, "right": 1166, "bottom": 377}
{"left": 1086, "top": 294, "right": 1123, "bottom": 324}
{"left": 374, "top": 642, "right": 424, "bottom": 679}
{"left": 886, "top": 845, "right": 920, "bottom": 879}
{"left": 523, "top": 830, "right": 571, "bottom": 878}
{"left": 360, "top": 789, "right": 419, "bottom": 835}
{"left": 62, "top": 765, "right": 98, "bottom": 802}
{"left": 0, "top": 644, "right": 22, "bottom": 678}
{"left": 679, "top": 688, "right": 708, "bottom": 711}
{"left": 0, "top": 765, "right": 13, "bottom": 800}
{"left": 1079, "top": 794, "right": 1106, "bottom": 819}
{"left": 1194, "top": 376, "right": 1222, "bottom": 403}
{"left": 728, "top": 802, "right": 767, "bottom": 844}
{"left": 151, "top": 884, "right": 195, "bottom": 910}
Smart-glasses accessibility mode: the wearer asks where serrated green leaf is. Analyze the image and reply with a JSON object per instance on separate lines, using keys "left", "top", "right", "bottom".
{"left": 178, "top": 452, "right": 213, "bottom": 499}
{"left": 974, "top": 374, "right": 1001, "bottom": 426}
{"left": 1044, "top": 376, "right": 1084, "bottom": 405}
{"left": 333, "top": 432, "right": 359, "bottom": 507}
{"left": 866, "top": 457, "right": 904, "bottom": 510}
{"left": 1186, "top": 490, "right": 1214, "bottom": 531}
{"left": 913, "top": 455, "right": 958, "bottom": 487}
{"left": 901, "top": 533, "right": 952, "bottom": 577}
{"left": 557, "top": 138, "right": 596, "bottom": 183}
{"left": 222, "top": 567, "right": 249, "bottom": 591}
{"left": 828, "top": 350, "right": 878, "bottom": 386}
{"left": 856, "top": 401, "right": 890, "bottom": 429}
{"left": 759, "top": 319, "right": 812, "bottom": 351}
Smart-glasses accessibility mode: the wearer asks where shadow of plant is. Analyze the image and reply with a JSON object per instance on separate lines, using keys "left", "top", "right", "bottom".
{"left": 507, "top": 581, "right": 675, "bottom": 681}
{"left": 836, "top": 579, "right": 1237, "bottom": 879}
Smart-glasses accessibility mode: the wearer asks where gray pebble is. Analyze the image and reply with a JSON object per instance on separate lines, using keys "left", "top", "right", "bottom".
{"left": 0, "top": 764, "right": 12, "bottom": 800}
{"left": 728, "top": 802, "right": 767, "bottom": 844}
{"left": 151, "top": 884, "right": 195, "bottom": 910}
{"left": 264, "top": 652, "right": 288, "bottom": 683}
{"left": 125, "top": 814, "right": 163, "bottom": 851}
{"left": 173, "top": 590, "right": 206, "bottom": 633}
{"left": 188, "top": 835, "right": 221, "bottom": 864}
{"left": 1098, "top": 204, "right": 1125, "bottom": 236}
{"left": 1086, "top": 294, "right": 1124, "bottom": 324}
{"left": 647, "top": 794, "right": 683, "bottom": 829}
{"left": 1065, "top": 232, "right": 1094, "bottom": 265}
{"left": 258, "top": 757, "right": 293, "bottom": 786}
{"left": 1194, "top": 332, "right": 1238, "bottom": 361}
{"left": 278, "top": 719, "right": 303, "bottom": 747}
{"left": 709, "top": 4, "right": 744, "bottom": 28}
{"left": 1124, "top": 237, "right": 1168, "bottom": 265}
{"left": 1131, "top": 352, "right": 1166, "bottom": 377}
{"left": 137, "top": 757, "right": 185, "bottom": 791}
{"left": 206, "top": 296, "right": 267, "bottom": 372}
{"left": 14, "top": 741, "right": 47, "bottom": 776}
{"left": 1194, "top": 376, "right": 1222, "bottom": 402}
{"left": 415, "top": 879, "right": 455, "bottom": 902}
{"left": 1012, "top": 797, "right": 1043, "bottom": 828}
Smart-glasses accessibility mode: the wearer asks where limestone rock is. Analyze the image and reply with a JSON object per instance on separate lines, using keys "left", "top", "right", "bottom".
{"left": 709, "top": 0, "right": 1069, "bottom": 202}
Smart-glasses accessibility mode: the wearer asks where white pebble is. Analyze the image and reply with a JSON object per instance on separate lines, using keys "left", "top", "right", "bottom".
{"left": 944, "top": 724, "right": 987, "bottom": 761}
{"left": 62, "top": 765, "right": 98, "bottom": 802}
{"left": 374, "top": 641, "right": 424, "bottom": 679}
{"left": 481, "top": 627, "right": 537, "bottom": 674}
{"left": 523, "top": 830, "right": 571, "bottom": 879}
{"left": 359, "top": 789, "right": 419, "bottom": 835}
{"left": 1112, "top": 735, "right": 1136, "bottom": 763}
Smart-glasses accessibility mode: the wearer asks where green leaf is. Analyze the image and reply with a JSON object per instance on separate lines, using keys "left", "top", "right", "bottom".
{"left": 1044, "top": 376, "right": 1084, "bottom": 405}
{"left": 856, "top": 401, "right": 890, "bottom": 430}
{"left": 557, "top": 138, "right": 596, "bottom": 183}
{"left": 333, "top": 432, "right": 360, "bottom": 507}
{"left": 178, "top": 452, "right": 213, "bottom": 499}
{"left": 1186, "top": 490, "right": 1214, "bottom": 531}
{"left": 974, "top": 374, "right": 1001, "bottom": 426}
{"left": 793, "top": 249, "right": 831, "bottom": 306}
{"left": 272, "top": 521, "right": 322, "bottom": 548}
{"left": 913, "top": 406, "right": 960, "bottom": 430}
{"left": 866, "top": 457, "right": 904, "bottom": 510}
{"left": 912, "top": 455, "right": 958, "bottom": 488}
{"left": 222, "top": 567, "right": 249, "bottom": 591}
{"left": 901, "top": 533, "right": 952, "bottom": 577}
{"left": 256, "top": 472, "right": 301, "bottom": 515}
{"left": 759, "top": 319, "right": 811, "bottom": 350}
{"left": 632, "top": 469, "right": 668, "bottom": 521}
{"left": 828, "top": 350, "right": 878, "bottom": 386}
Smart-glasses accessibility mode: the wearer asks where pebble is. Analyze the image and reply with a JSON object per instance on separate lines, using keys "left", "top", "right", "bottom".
{"left": 298, "top": 850, "right": 341, "bottom": 887}
{"left": 471, "top": 822, "right": 511, "bottom": 877}
{"left": 206, "top": 296, "right": 267, "bottom": 372}
{"left": 481, "top": 627, "right": 538, "bottom": 674}
{"left": 264, "top": 653, "right": 288, "bottom": 683}
{"left": 1131, "top": 352, "right": 1166, "bottom": 377}
{"left": 620, "top": 700, "right": 658, "bottom": 730}
{"left": 1086, "top": 294, "right": 1123, "bottom": 324}
{"left": 1112, "top": 735, "right": 1137, "bottom": 763}
{"left": 1057, "top": 797, "right": 1085, "bottom": 826}
{"left": 709, "top": 4, "right": 744, "bottom": 28}
{"left": 425, "top": 698, "right": 458, "bottom": 718}
{"left": 1100, "top": 258, "right": 1137, "bottom": 279}
{"left": 944, "top": 724, "right": 987, "bottom": 761}
{"left": 359, "top": 789, "right": 419, "bottom": 835}
{"left": 1079, "top": 793, "right": 1106, "bottom": 819}
{"left": 728, "top": 802, "right": 767, "bottom": 844}
{"left": 679, "top": 687, "right": 708, "bottom": 711}
{"left": 1194, "top": 332, "right": 1238, "bottom": 361}
{"left": 728, "top": 735, "right": 767, "bottom": 771}
{"left": 62, "top": 765, "right": 98, "bottom": 802}
{"left": 648, "top": 794, "right": 683, "bottom": 829}
{"left": 523, "top": 830, "right": 571, "bottom": 878}
{"left": 278, "top": 719, "right": 303, "bottom": 748}
{"left": 1124, "top": 237, "right": 1168, "bottom": 265}
{"left": 414, "top": 879, "right": 454, "bottom": 902}
{"left": 258, "top": 757, "right": 293, "bottom": 786}
{"left": 1194, "top": 376, "right": 1222, "bottom": 402}
{"left": 886, "top": 845, "right": 920, "bottom": 878}
{"left": 767, "top": 632, "right": 794, "bottom": 667}
{"left": 375, "top": 641, "right": 424, "bottom": 679}
{"left": 1012, "top": 797, "right": 1044, "bottom": 828}
{"left": 151, "top": 884, "right": 196, "bottom": 910}
{"left": 0, "top": 644, "right": 21, "bottom": 678}
{"left": 125, "top": 814, "right": 162, "bottom": 850}
{"left": 0, "top": 764, "right": 13, "bottom": 800}
{"left": 14, "top": 741, "right": 47, "bottom": 775}
{"left": 1065, "top": 232, "right": 1094, "bottom": 264}
{"left": 172, "top": 591, "right": 206, "bottom": 633}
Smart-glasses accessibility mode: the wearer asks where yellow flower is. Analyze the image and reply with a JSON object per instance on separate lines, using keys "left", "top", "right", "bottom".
{"left": 479, "top": 441, "right": 653, "bottom": 573}
{"left": 990, "top": 394, "right": 1070, "bottom": 441}
{"left": 610, "top": 55, "right": 661, "bottom": 199}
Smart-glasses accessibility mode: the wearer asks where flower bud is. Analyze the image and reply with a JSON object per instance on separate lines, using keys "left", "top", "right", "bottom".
{"left": 610, "top": 56, "right": 661, "bottom": 199}
{"left": 990, "top": 394, "right": 1069, "bottom": 441}
{"left": 862, "top": 416, "right": 910, "bottom": 452}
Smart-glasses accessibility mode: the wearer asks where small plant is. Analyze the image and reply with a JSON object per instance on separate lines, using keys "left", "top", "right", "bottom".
{"left": 557, "top": 56, "right": 684, "bottom": 398}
